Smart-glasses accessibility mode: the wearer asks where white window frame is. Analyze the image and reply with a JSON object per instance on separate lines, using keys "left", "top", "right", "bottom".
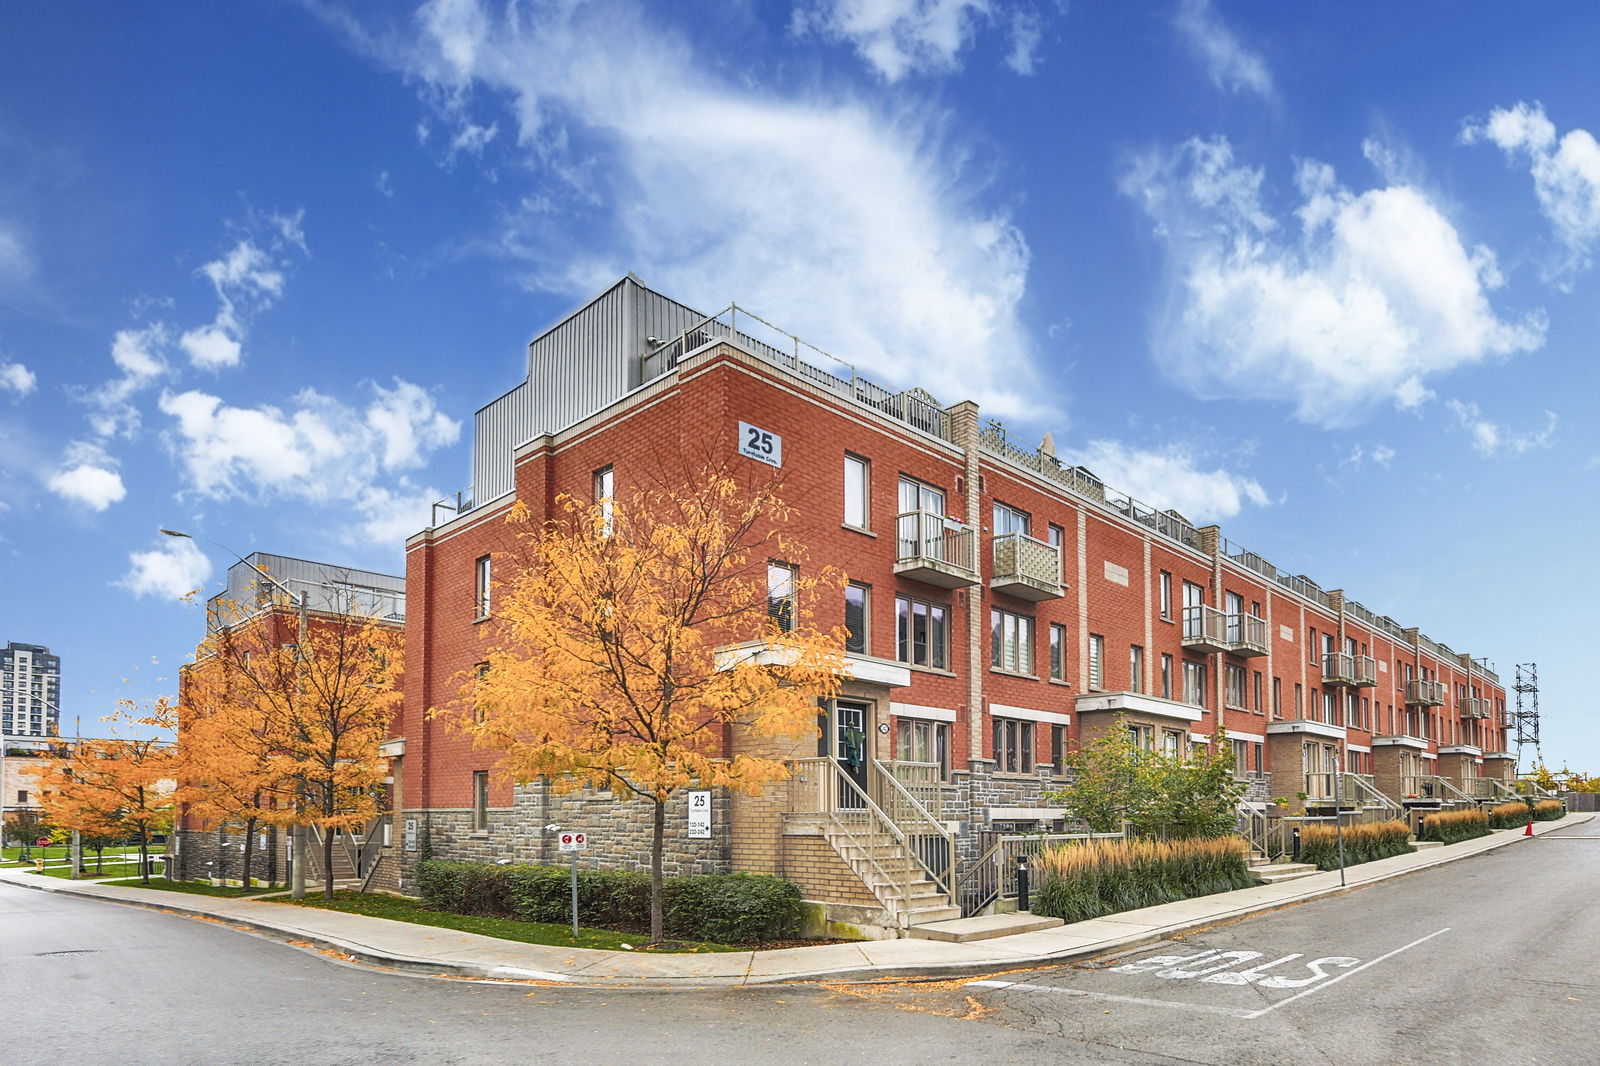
{"left": 896, "top": 595, "right": 949, "bottom": 670}
{"left": 991, "top": 608, "right": 1036, "bottom": 675}
{"left": 593, "top": 465, "right": 614, "bottom": 537}
{"left": 843, "top": 454, "right": 869, "bottom": 530}
{"left": 474, "top": 555, "right": 491, "bottom": 619}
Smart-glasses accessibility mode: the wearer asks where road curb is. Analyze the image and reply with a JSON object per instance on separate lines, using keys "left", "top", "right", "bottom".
{"left": 2, "top": 812, "right": 1588, "bottom": 989}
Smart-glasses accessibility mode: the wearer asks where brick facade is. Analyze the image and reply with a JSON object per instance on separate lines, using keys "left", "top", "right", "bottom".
{"left": 397, "top": 277, "right": 1511, "bottom": 922}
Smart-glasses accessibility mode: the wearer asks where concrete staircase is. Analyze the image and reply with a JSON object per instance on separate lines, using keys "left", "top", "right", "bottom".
{"left": 1248, "top": 855, "right": 1320, "bottom": 885}
{"left": 821, "top": 821, "right": 960, "bottom": 930}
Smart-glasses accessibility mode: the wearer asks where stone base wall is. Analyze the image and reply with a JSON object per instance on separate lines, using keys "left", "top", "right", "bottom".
{"left": 173, "top": 828, "right": 288, "bottom": 886}
{"left": 397, "top": 780, "right": 733, "bottom": 895}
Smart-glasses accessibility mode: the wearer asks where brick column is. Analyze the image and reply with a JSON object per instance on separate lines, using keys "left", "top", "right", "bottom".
{"left": 946, "top": 401, "right": 985, "bottom": 766}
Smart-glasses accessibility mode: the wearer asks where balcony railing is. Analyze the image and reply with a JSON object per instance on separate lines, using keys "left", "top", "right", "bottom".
{"left": 894, "top": 511, "right": 978, "bottom": 588}
{"left": 1182, "top": 606, "right": 1268, "bottom": 657}
{"left": 1323, "top": 652, "right": 1377, "bottom": 687}
{"left": 1460, "top": 697, "right": 1492, "bottom": 720}
{"left": 1406, "top": 679, "right": 1447, "bottom": 706}
{"left": 989, "top": 532, "right": 1064, "bottom": 601}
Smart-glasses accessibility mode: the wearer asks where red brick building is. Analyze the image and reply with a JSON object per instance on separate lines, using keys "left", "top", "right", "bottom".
{"left": 398, "top": 276, "right": 1513, "bottom": 936}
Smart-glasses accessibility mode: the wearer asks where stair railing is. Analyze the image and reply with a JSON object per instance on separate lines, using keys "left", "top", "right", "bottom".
{"left": 1340, "top": 773, "right": 1403, "bottom": 820}
{"left": 789, "top": 757, "right": 919, "bottom": 919}
{"left": 870, "top": 758, "right": 954, "bottom": 896}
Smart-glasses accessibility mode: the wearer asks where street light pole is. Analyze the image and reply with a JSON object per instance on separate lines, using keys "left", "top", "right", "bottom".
{"left": 160, "top": 529, "right": 311, "bottom": 898}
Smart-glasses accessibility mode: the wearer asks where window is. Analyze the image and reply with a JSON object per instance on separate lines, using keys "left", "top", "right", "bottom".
{"left": 1183, "top": 660, "right": 1207, "bottom": 708}
{"left": 1162, "top": 730, "right": 1183, "bottom": 757}
{"left": 472, "top": 770, "right": 489, "bottom": 831}
{"left": 1129, "top": 645, "right": 1145, "bottom": 694}
{"left": 1294, "top": 683, "right": 1304, "bottom": 718}
{"left": 593, "top": 465, "right": 614, "bottom": 537}
{"left": 1159, "top": 570, "right": 1173, "bottom": 620}
{"left": 1309, "top": 627, "right": 1319, "bottom": 665}
{"left": 896, "top": 595, "right": 949, "bottom": 669}
{"left": 1047, "top": 523, "right": 1064, "bottom": 549}
{"left": 1127, "top": 723, "right": 1154, "bottom": 750}
{"left": 993, "top": 502, "right": 1030, "bottom": 536}
{"left": 473, "top": 662, "right": 490, "bottom": 724}
{"left": 768, "top": 564, "right": 796, "bottom": 632}
{"left": 1160, "top": 654, "right": 1173, "bottom": 700}
{"left": 1088, "top": 634, "right": 1104, "bottom": 690}
{"left": 898, "top": 476, "right": 945, "bottom": 515}
{"left": 1253, "top": 742, "right": 1264, "bottom": 773}
{"left": 1183, "top": 581, "right": 1204, "bottom": 611}
{"left": 1232, "top": 739, "right": 1249, "bottom": 777}
{"left": 1253, "top": 672, "right": 1264, "bottom": 715}
{"left": 991, "top": 608, "right": 1036, "bottom": 674}
{"left": 843, "top": 454, "right": 869, "bottom": 529}
{"left": 1225, "top": 664, "right": 1246, "bottom": 709}
{"left": 1050, "top": 725, "right": 1067, "bottom": 775}
{"left": 992, "top": 717, "right": 1034, "bottom": 773}
{"left": 1049, "top": 623, "right": 1067, "bottom": 681}
{"left": 474, "top": 556, "right": 492, "bottom": 619}
{"left": 844, "top": 583, "right": 869, "bottom": 654}
{"left": 1323, "top": 690, "right": 1337, "bottom": 725}
{"left": 17, "top": 789, "right": 27, "bottom": 803}
{"left": 896, "top": 718, "right": 949, "bottom": 779}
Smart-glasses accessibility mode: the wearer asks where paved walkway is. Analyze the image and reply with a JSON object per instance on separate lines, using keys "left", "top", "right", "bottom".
{"left": 1, "top": 814, "right": 1587, "bottom": 988}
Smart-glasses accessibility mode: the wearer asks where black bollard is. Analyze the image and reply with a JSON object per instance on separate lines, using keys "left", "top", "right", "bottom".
{"left": 1017, "top": 855, "right": 1030, "bottom": 913}
{"left": 1291, "top": 826, "right": 1301, "bottom": 862}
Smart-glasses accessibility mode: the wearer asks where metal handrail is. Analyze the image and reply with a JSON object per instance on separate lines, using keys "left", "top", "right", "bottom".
{"left": 1423, "top": 774, "right": 1475, "bottom": 806}
{"left": 896, "top": 511, "right": 977, "bottom": 574}
{"left": 1341, "top": 773, "right": 1403, "bottom": 819}
{"left": 956, "top": 831, "right": 1124, "bottom": 916}
{"left": 789, "top": 757, "right": 927, "bottom": 916}
{"left": 870, "top": 759, "right": 954, "bottom": 895}
{"left": 1324, "top": 652, "right": 1377, "bottom": 685}
{"left": 1406, "top": 679, "right": 1447, "bottom": 706}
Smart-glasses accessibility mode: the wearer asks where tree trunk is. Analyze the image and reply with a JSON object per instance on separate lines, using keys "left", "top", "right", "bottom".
{"left": 242, "top": 815, "right": 256, "bottom": 890}
{"left": 650, "top": 797, "right": 665, "bottom": 946}
{"left": 323, "top": 823, "right": 336, "bottom": 899}
{"left": 138, "top": 825, "right": 150, "bottom": 886}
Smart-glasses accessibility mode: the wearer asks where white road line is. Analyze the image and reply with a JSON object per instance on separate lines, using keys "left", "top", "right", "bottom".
{"left": 965, "top": 980, "right": 1253, "bottom": 1018}
{"left": 1240, "top": 927, "right": 1451, "bottom": 1019}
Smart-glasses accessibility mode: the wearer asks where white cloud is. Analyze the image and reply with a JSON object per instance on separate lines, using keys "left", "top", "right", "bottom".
{"left": 1122, "top": 135, "right": 1545, "bottom": 426}
{"left": 157, "top": 379, "right": 460, "bottom": 544}
{"left": 79, "top": 324, "right": 171, "bottom": 438}
{"left": 1004, "top": 8, "right": 1043, "bottom": 76}
{"left": 0, "top": 360, "right": 36, "bottom": 397}
{"left": 1063, "top": 438, "right": 1267, "bottom": 523}
{"left": 119, "top": 536, "right": 213, "bottom": 601}
{"left": 0, "top": 221, "right": 35, "bottom": 284}
{"left": 180, "top": 211, "right": 307, "bottom": 369}
{"left": 1173, "top": 0, "right": 1272, "bottom": 98}
{"left": 1462, "top": 101, "right": 1600, "bottom": 284}
{"left": 376, "top": 170, "right": 395, "bottom": 198}
{"left": 358, "top": 0, "right": 1042, "bottom": 418}
{"left": 47, "top": 442, "right": 127, "bottom": 511}
{"left": 1445, "top": 399, "right": 1557, "bottom": 457}
{"left": 792, "top": 0, "right": 994, "bottom": 81}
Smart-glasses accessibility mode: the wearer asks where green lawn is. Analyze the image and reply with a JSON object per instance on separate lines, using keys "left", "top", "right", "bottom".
{"left": 99, "top": 877, "right": 279, "bottom": 898}
{"left": 281, "top": 891, "right": 743, "bottom": 953}
{"left": 4, "top": 843, "right": 149, "bottom": 865}
{"left": 36, "top": 860, "right": 149, "bottom": 880}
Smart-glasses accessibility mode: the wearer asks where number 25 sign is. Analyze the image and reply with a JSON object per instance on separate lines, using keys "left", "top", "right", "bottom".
{"left": 738, "top": 422, "right": 782, "bottom": 468}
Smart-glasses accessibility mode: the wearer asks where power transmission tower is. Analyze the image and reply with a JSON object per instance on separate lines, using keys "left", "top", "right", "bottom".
{"left": 1512, "top": 662, "right": 1541, "bottom": 773}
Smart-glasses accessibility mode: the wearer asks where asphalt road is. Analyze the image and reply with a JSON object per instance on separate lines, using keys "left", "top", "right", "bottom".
{"left": 2, "top": 821, "right": 1594, "bottom": 1066}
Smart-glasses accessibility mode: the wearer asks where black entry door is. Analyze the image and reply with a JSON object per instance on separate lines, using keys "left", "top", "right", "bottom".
{"left": 834, "top": 700, "right": 870, "bottom": 809}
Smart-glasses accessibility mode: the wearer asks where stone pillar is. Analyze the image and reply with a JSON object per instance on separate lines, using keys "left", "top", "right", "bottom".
{"left": 946, "top": 401, "right": 985, "bottom": 767}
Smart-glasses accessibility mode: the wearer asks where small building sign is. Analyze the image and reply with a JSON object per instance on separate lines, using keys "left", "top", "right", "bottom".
{"left": 688, "top": 790, "right": 712, "bottom": 839}
{"left": 558, "top": 831, "right": 588, "bottom": 852}
{"left": 737, "top": 422, "right": 782, "bottom": 468}
{"left": 404, "top": 818, "right": 418, "bottom": 852}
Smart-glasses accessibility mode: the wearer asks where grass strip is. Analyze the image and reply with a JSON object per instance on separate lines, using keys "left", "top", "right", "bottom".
{"left": 280, "top": 890, "right": 743, "bottom": 953}
{"left": 98, "top": 877, "right": 278, "bottom": 898}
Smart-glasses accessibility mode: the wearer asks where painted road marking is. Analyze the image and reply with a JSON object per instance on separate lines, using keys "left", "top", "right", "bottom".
{"left": 967, "top": 927, "right": 1450, "bottom": 1019}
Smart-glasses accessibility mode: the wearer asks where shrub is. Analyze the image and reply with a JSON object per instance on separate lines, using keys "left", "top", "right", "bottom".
{"left": 1487, "top": 801, "right": 1532, "bottom": 830}
{"left": 1030, "top": 837, "right": 1255, "bottom": 924}
{"left": 415, "top": 860, "right": 801, "bottom": 944}
{"left": 1533, "top": 799, "right": 1566, "bottom": 821}
{"left": 1419, "top": 809, "right": 1490, "bottom": 844}
{"left": 1299, "top": 821, "right": 1413, "bottom": 870}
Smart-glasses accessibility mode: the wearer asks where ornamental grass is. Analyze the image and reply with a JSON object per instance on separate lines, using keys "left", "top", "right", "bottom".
{"left": 1533, "top": 799, "right": 1566, "bottom": 821}
{"left": 1030, "top": 836, "right": 1255, "bottom": 925}
{"left": 1488, "top": 801, "right": 1533, "bottom": 830}
{"left": 1298, "top": 820, "right": 1414, "bottom": 871}
{"left": 1418, "top": 808, "right": 1491, "bottom": 845}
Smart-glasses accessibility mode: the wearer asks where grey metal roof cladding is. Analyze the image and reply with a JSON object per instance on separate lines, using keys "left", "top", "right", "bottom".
{"left": 205, "top": 552, "right": 405, "bottom": 628}
{"left": 470, "top": 275, "right": 711, "bottom": 504}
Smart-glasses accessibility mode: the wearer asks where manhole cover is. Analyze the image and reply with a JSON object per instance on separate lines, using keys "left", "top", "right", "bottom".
{"left": 34, "top": 949, "right": 99, "bottom": 958}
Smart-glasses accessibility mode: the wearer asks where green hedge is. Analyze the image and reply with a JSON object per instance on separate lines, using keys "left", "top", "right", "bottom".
{"left": 1031, "top": 837, "right": 1256, "bottom": 925}
{"left": 1299, "top": 821, "right": 1414, "bottom": 870}
{"left": 1419, "top": 809, "right": 1491, "bottom": 844}
{"left": 415, "top": 860, "right": 802, "bottom": 945}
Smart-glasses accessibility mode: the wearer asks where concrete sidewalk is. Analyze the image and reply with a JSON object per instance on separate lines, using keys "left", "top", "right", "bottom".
{"left": 2, "top": 813, "right": 1588, "bottom": 989}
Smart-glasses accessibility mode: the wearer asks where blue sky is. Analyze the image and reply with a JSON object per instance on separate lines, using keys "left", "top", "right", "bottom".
{"left": 1, "top": 2, "right": 1594, "bottom": 769}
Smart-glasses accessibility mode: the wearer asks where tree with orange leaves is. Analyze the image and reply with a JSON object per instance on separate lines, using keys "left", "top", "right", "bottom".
{"left": 454, "top": 466, "right": 847, "bottom": 945}
{"left": 180, "top": 588, "right": 402, "bottom": 898}
{"left": 39, "top": 699, "right": 177, "bottom": 883}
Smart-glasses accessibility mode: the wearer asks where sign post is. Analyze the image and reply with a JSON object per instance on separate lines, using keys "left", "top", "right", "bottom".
{"left": 557, "top": 831, "right": 588, "bottom": 937}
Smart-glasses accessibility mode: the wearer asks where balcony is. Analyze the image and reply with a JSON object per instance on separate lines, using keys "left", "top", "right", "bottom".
{"left": 1181, "top": 606, "right": 1268, "bottom": 657}
{"left": 1405, "top": 679, "right": 1447, "bottom": 706}
{"left": 1460, "top": 697, "right": 1492, "bottom": 720}
{"left": 989, "top": 532, "right": 1064, "bottom": 601}
{"left": 894, "top": 511, "right": 978, "bottom": 588}
{"left": 1323, "top": 652, "right": 1377, "bottom": 687}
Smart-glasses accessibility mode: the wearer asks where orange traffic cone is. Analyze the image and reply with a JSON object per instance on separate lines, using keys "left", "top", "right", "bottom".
{"left": 1524, "top": 818, "right": 1534, "bottom": 836}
